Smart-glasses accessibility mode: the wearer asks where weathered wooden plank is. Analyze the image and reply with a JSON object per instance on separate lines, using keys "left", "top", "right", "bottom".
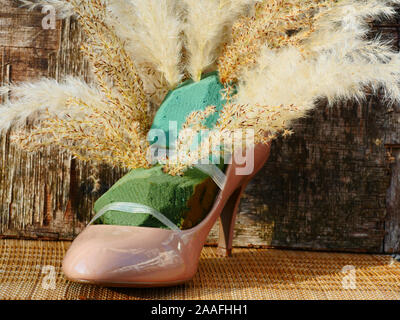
{"left": 0, "top": 6, "right": 127, "bottom": 239}
{"left": 0, "top": 13, "right": 60, "bottom": 49}
{"left": 0, "top": 2, "right": 71, "bottom": 240}
{"left": 385, "top": 149, "right": 400, "bottom": 253}
{"left": 235, "top": 99, "right": 389, "bottom": 253}
{"left": 0, "top": 128, "right": 73, "bottom": 239}
{"left": 1, "top": 46, "right": 56, "bottom": 82}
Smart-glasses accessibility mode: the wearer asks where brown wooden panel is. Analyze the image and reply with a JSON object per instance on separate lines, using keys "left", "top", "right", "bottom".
{"left": 385, "top": 149, "right": 400, "bottom": 253}
{"left": 0, "top": 2, "right": 126, "bottom": 239}
{"left": 236, "top": 99, "right": 389, "bottom": 253}
{"left": 0, "top": 13, "right": 60, "bottom": 49}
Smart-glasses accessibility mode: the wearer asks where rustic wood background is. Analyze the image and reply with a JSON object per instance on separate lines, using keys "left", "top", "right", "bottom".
{"left": 0, "top": 0, "right": 399, "bottom": 253}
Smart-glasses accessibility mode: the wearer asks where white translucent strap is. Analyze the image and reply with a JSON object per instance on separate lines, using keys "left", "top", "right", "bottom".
{"left": 194, "top": 164, "right": 226, "bottom": 189}
{"left": 88, "top": 202, "right": 181, "bottom": 232}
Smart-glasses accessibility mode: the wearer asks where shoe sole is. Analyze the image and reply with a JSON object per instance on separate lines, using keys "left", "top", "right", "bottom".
{"left": 65, "top": 276, "right": 192, "bottom": 288}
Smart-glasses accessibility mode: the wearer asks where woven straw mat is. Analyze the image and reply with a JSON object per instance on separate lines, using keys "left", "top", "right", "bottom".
{"left": 0, "top": 239, "right": 399, "bottom": 300}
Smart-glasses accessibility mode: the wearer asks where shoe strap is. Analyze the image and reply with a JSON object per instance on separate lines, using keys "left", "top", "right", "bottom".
{"left": 89, "top": 150, "right": 227, "bottom": 229}
{"left": 150, "top": 145, "right": 227, "bottom": 189}
{"left": 88, "top": 202, "right": 181, "bottom": 232}
{"left": 194, "top": 164, "right": 226, "bottom": 189}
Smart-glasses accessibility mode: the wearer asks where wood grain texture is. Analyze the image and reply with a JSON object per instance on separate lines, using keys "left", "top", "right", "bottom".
{"left": 0, "top": 1, "right": 399, "bottom": 253}
{"left": 385, "top": 149, "right": 400, "bottom": 253}
{"left": 0, "top": 1, "right": 126, "bottom": 239}
{"left": 233, "top": 99, "right": 389, "bottom": 253}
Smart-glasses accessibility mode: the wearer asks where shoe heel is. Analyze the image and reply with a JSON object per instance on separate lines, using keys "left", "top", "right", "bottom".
{"left": 217, "top": 185, "right": 246, "bottom": 257}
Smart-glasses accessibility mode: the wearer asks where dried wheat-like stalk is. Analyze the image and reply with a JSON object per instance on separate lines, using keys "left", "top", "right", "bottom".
{"left": 3, "top": 0, "right": 152, "bottom": 170}
{"left": 218, "top": 0, "right": 338, "bottom": 84}
{"left": 7, "top": 0, "right": 400, "bottom": 177}
{"left": 69, "top": 0, "right": 150, "bottom": 130}
{"left": 13, "top": 96, "right": 151, "bottom": 170}
{"left": 183, "top": 0, "right": 259, "bottom": 82}
{"left": 301, "top": 0, "right": 400, "bottom": 56}
{"left": 138, "top": 63, "right": 170, "bottom": 113}
{"left": 113, "top": 0, "right": 184, "bottom": 89}
{"left": 236, "top": 1, "right": 400, "bottom": 108}
{"left": 20, "top": 0, "right": 173, "bottom": 105}
{"left": 0, "top": 77, "right": 104, "bottom": 130}
{"left": 164, "top": 103, "right": 298, "bottom": 175}
{"left": 167, "top": 0, "right": 400, "bottom": 174}
{"left": 163, "top": 105, "right": 217, "bottom": 175}
{"left": 103, "top": 0, "right": 177, "bottom": 103}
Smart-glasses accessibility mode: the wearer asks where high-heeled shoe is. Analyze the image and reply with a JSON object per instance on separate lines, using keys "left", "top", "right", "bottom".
{"left": 62, "top": 143, "right": 271, "bottom": 287}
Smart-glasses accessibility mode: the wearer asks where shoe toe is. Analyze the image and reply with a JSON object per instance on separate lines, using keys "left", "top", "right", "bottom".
{"left": 62, "top": 225, "right": 192, "bottom": 285}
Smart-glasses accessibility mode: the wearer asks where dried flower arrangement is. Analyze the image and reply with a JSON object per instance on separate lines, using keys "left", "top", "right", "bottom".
{"left": 3, "top": 0, "right": 400, "bottom": 175}
{"left": 2, "top": 0, "right": 400, "bottom": 228}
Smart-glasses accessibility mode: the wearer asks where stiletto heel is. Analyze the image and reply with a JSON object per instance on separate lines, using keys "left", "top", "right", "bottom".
{"left": 217, "top": 185, "right": 245, "bottom": 257}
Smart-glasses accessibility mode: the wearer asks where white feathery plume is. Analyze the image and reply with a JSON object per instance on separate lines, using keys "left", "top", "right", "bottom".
{"left": 183, "top": 0, "right": 259, "bottom": 81}
{"left": 303, "top": 0, "right": 400, "bottom": 54}
{"left": 105, "top": 1, "right": 171, "bottom": 103}
{"left": 235, "top": 0, "right": 400, "bottom": 133}
{"left": 166, "top": 0, "right": 400, "bottom": 174}
{"left": 138, "top": 64, "right": 170, "bottom": 108}
{"left": 17, "top": 1, "right": 173, "bottom": 105}
{"left": 0, "top": 77, "right": 106, "bottom": 130}
{"left": 237, "top": 44, "right": 400, "bottom": 114}
{"left": 105, "top": 0, "right": 140, "bottom": 60}
{"left": 107, "top": 0, "right": 184, "bottom": 89}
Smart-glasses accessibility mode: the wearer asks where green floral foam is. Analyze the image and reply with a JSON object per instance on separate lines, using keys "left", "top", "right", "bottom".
{"left": 94, "top": 166, "right": 219, "bottom": 229}
{"left": 93, "top": 72, "right": 227, "bottom": 229}
{"left": 149, "top": 72, "right": 226, "bottom": 148}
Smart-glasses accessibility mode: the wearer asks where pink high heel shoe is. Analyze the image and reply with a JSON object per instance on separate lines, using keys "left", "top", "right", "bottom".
{"left": 62, "top": 143, "right": 271, "bottom": 287}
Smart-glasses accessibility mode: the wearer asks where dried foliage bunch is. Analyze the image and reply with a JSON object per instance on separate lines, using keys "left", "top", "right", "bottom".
{"left": 2, "top": 0, "right": 400, "bottom": 176}
{"left": 6, "top": 0, "right": 152, "bottom": 169}
{"left": 167, "top": 0, "right": 400, "bottom": 174}
{"left": 218, "top": 0, "right": 338, "bottom": 84}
